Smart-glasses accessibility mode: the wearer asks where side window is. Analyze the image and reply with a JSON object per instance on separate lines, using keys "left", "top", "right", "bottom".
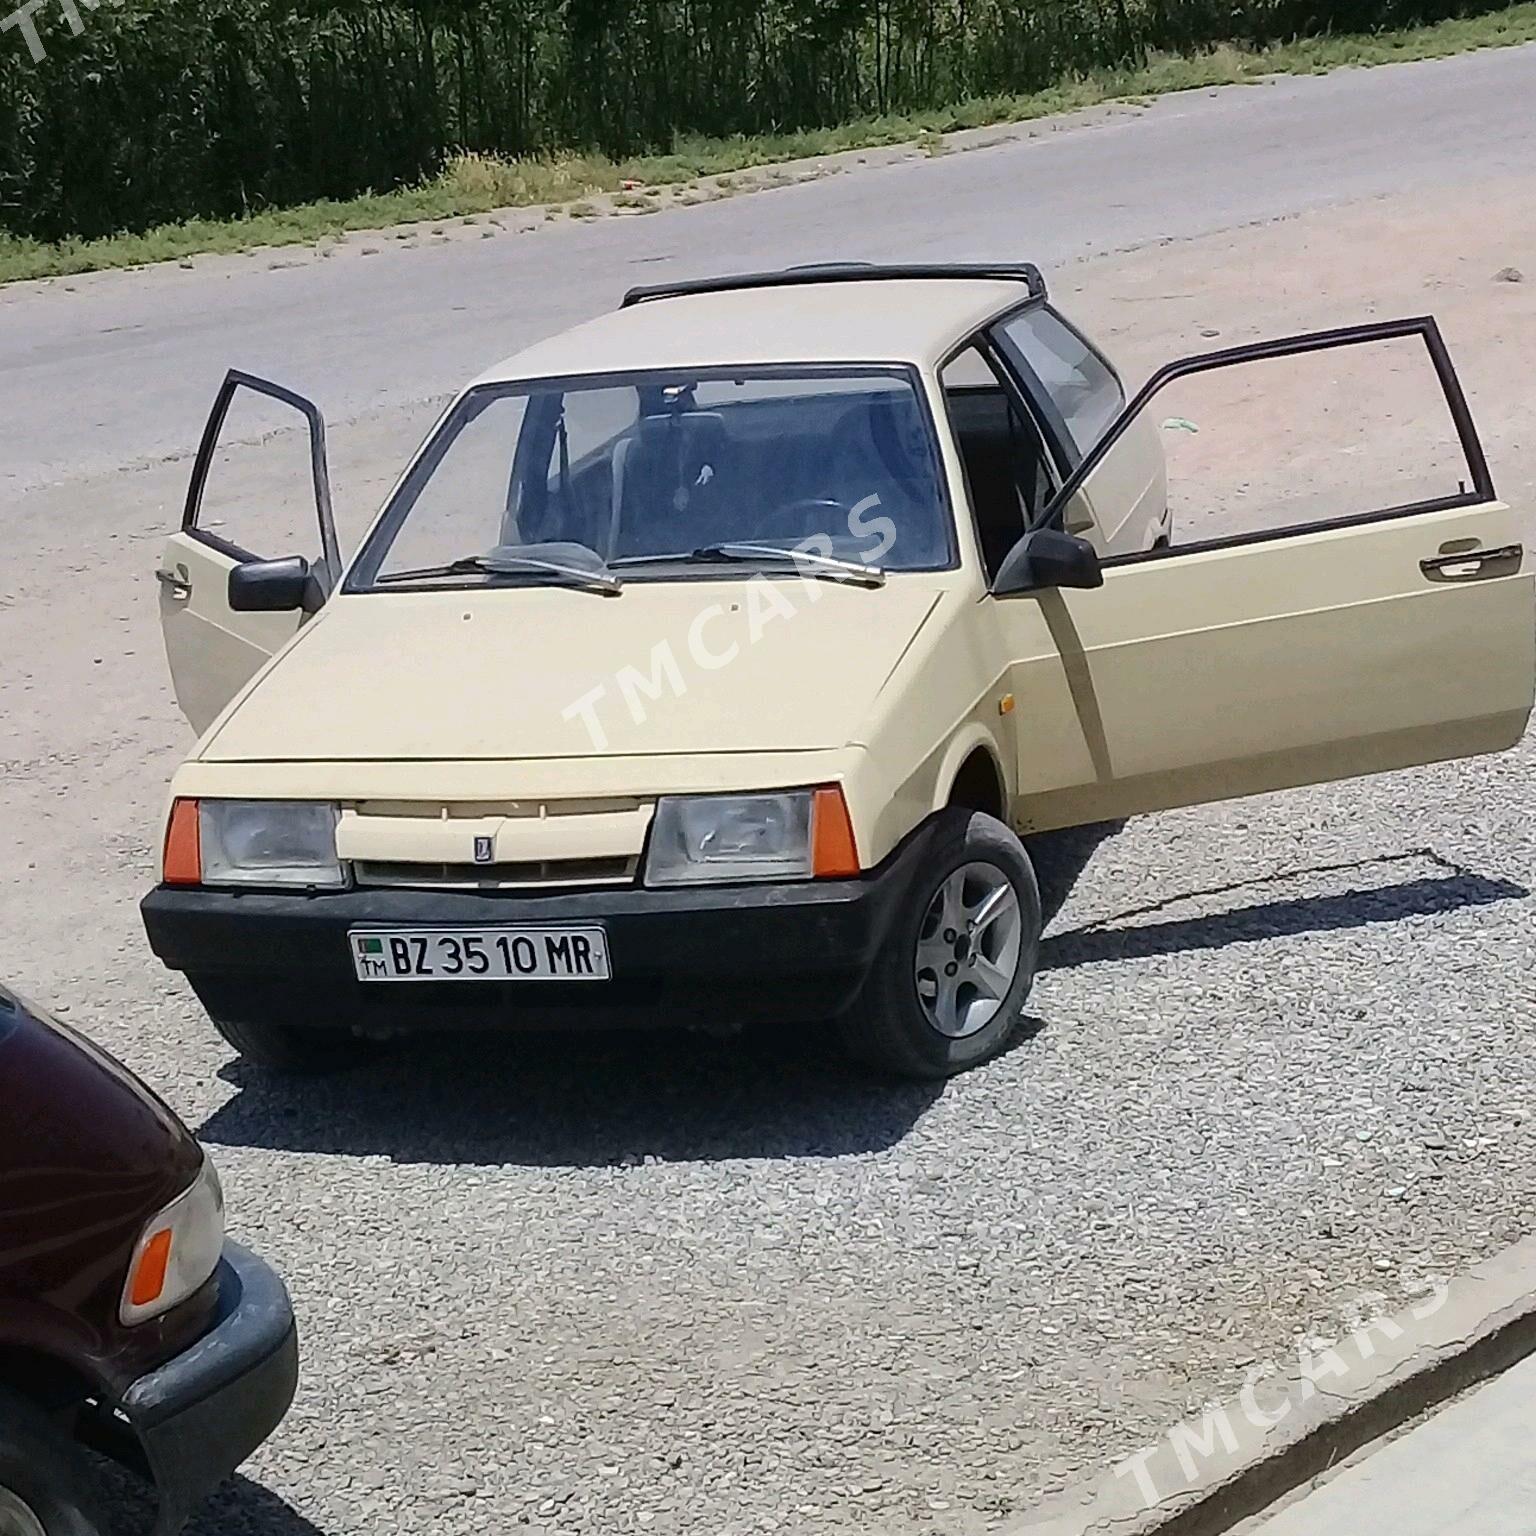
{"left": 997, "top": 307, "right": 1124, "bottom": 457}
{"left": 940, "top": 346, "right": 1054, "bottom": 581}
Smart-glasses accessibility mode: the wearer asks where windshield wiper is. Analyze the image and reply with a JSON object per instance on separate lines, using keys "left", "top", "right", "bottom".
{"left": 612, "top": 543, "right": 886, "bottom": 587}
{"left": 376, "top": 553, "right": 623, "bottom": 596}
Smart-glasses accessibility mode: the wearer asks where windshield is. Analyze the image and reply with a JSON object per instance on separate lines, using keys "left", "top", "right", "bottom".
{"left": 350, "top": 367, "right": 954, "bottom": 589}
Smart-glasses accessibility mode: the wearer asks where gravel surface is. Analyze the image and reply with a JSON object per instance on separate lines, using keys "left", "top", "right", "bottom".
{"left": 84, "top": 749, "right": 1536, "bottom": 1536}
{"left": 4, "top": 155, "right": 1536, "bottom": 1536}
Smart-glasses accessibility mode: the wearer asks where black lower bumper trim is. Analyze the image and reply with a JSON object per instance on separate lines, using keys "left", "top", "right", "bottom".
{"left": 142, "top": 841, "right": 924, "bottom": 1033}
{"left": 122, "top": 1242, "right": 298, "bottom": 1536}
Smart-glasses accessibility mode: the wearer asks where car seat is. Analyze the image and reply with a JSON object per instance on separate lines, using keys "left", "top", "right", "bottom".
{"left": 609, "top": 411, "right": 733, "bottom": 559}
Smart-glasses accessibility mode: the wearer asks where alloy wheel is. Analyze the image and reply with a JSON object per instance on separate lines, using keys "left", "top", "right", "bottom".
{"left": 913, "top": 860, "right": 1023, "bottom": 1039}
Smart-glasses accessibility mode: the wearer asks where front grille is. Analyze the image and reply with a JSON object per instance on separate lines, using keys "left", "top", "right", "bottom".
{"left": 352, "top": 857, "right": 637, "bottom": 891}
{"left": 353, "top": 798, "right": 646, "bottom": 819}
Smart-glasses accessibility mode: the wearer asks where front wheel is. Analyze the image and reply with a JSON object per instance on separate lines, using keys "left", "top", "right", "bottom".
{"left": 841, "top": 810, "right": 1042, "bottom": 1080}
{"left": 208, "top": 1015, "right": 377, "bottom": 1074}
{"left": 0, "top": 1389, "right": 110, "bottom": 1536}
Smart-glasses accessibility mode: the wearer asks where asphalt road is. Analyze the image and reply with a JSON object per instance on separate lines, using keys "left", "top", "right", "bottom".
{"left": 4, "top": 43, "right": 1536, "bottom": 495}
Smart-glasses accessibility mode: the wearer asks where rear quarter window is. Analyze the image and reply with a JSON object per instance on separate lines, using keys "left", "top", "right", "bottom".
{"left": 997, "top": 307, "right": 1124, "bottom": 457}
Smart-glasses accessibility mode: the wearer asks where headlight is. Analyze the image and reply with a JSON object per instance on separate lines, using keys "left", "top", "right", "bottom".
{"left": 120, "top": 1156, "right": 225, "bottom": 1326}
{"left": 645, "top": 787, "right": 859, "bottom": 886}
{"left": 194, "top": 799, "right": 345, "bottom": 889}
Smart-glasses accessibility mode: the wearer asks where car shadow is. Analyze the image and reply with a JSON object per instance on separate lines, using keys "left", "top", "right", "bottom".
{"left": 1040, "top": 848, "right": 1527, "bottom": 971}
{"left": 1027, "top": 820, "right": 1129, "bottom": 926}
{"left": 194, "top": 828, "right": 1127, "bottom": 1170}
{"left": 103, "top": 1461, "right": 327, "bottom": 1536}
{"left": 194, "top": 841, "right": 1522, "bottom": 1169}
{"left": 196, "top": 1022, "right": 958, "bottom": 1167}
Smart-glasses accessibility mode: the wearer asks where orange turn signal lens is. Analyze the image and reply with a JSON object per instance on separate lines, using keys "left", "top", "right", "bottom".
{"left": 129, "top": 1228, "right": 174, "bottom": 1308}
{"left": 163, "top": 798, "right": 202, "bottom": 885}
{"left": 811, "top": 786, "right": 860, "bottom": 879}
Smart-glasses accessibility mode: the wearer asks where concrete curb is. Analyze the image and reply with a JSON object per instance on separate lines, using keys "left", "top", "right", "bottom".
{"left": 1010, "top": 1235, "right": 1536, "bottom": 1536}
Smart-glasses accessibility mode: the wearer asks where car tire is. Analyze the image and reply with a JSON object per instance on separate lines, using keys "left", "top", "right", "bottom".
{"left": 841, "top": 809, "right": 1042, "bottom": 1081}
{"left": 0, "top": 1389, "right": 111, "bottom": 1536}
{"left": 208, "top": 1016, "right": 376, "bottom": 1074}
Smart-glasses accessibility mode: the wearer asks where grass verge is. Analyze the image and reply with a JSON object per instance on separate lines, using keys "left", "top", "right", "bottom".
{"left": 4, "top": 3, "right": 1535, "bottom": 286}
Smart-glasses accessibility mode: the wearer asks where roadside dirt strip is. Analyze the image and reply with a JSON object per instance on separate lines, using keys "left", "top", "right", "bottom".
{"left": 3, "top": 177, "right": 1535, "bottom": 1535}
{"left": 1015, "top": 1237, "right": 1536, "bottom": 1536}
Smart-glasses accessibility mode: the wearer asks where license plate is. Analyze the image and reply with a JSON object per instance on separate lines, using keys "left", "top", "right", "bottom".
{"left": 350, "top": 928, "right": 610, "bottom": 983}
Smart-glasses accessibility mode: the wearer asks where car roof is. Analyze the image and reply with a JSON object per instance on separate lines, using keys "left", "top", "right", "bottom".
{"left": 471, "top": 277, "right": 1034, "bottom": 385}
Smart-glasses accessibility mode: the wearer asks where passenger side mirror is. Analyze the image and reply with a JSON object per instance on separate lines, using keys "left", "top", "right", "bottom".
{"left": 992, "top": 527, "right": 1103, "bottom": 595}
{"left": 228, "top": 555, "right": 325, "bottom": 614}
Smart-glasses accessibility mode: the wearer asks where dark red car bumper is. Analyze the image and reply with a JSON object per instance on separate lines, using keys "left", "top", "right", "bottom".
{"left": 120, "top": 1241, "right": 298, "bottom": 1535}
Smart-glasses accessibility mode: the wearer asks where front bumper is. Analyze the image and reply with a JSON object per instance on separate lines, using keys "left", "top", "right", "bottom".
{"left": 141, "top": 839, "right": 925, "bottom": 1034}
{"left": 120, "top": 1241, "right": 298, "bottom": 1536}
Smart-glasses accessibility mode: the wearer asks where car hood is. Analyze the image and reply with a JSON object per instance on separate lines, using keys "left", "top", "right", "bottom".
{"left": 202, "top": 579, "right": 948, "bottom": 762}
{"left": 0, "top": 985, "right": 203, "bottom": 1318}
{"left": 0, "top": 985, "right": 192, "bottom": 1152}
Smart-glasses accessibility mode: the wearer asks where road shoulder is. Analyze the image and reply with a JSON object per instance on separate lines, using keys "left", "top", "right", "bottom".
{"left": 1013, "top": 1234, "right": 1536, "bottom": 1536}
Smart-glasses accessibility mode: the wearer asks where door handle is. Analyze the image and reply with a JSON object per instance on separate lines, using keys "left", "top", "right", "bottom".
{"left": 1419, "top": 544, "right": 1523, "bottom": 578}
{"left": 155, "top": 568, "right": 192, "bottom": 599}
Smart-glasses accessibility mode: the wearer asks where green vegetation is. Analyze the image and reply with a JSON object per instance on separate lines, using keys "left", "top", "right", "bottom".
{"left": 2, "top": 1, "right": 1534, "bottom": 286}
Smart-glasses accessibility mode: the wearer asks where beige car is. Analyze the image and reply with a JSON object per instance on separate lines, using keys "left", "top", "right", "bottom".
{"left": 142, "top": 264, "right": 1534, "bottom": 1080}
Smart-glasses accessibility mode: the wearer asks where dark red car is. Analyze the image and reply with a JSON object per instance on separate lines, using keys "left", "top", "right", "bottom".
{"left": 0, "top": 983, "right": 297, "bottom": 1534}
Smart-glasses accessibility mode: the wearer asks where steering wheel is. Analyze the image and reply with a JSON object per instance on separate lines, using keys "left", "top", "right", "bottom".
{"left": 761, "top": 496, "right": 853, "bottom": 543}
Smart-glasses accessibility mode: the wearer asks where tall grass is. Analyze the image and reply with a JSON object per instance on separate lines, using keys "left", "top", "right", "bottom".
{"left": 0, "top": 0, "right": 1523, "bottom": 246}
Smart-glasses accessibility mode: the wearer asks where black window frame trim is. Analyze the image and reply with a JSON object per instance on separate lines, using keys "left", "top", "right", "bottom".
{"left": 936, "top": 295, "right": 1079, "bottom": 483}
{"left": 936, "top": 323, "right": 1066, "bottom": 581}
{"left": 983, "top": 298, "right": 1128, "bottom": 479}
{"left": 181, "top": 369, "right": 342, "bottom": 589}
{"left": 1034, "top": 315, "right": 1497, "bottom": 574}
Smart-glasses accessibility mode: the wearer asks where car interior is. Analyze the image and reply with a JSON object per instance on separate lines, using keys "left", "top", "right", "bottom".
{"left": 939, "top": 345, "right": 1058, "bottom": 581}
{"left": 515, "top": 383, "right": 954, "bottom": 568}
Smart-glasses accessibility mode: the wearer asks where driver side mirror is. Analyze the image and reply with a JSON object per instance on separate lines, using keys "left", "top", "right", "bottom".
{"left": 992, "top": 527, "right": 1103, "bottom": 596}
{"left": 228, "top": 555, "right": 326, "bottom": 614}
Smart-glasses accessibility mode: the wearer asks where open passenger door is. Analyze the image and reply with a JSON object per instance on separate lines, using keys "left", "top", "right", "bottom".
{"left": 993, "top": 318, "right": 1535, "bottom": 830}
{"left": 157, "top": 372, "right": 341, "bottom": 735}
